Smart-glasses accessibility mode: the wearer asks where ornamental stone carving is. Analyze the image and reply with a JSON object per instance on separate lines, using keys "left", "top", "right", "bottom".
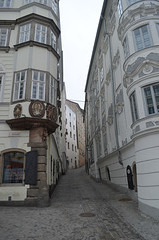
{"left": 29, "top": 101, "right": 45, "bottom": 118}
{"left": 14, "top": 104, "right": 22, "bottom": 118}
{"left": 46, "top": 104, "right": 58, "bottom": 122}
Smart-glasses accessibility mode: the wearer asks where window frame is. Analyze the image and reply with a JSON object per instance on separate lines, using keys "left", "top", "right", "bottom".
{"left": 49, "top": 75, "right": 57, "bottom": 106}
{"left": 34, "top": 23, "right": 47, "bottom": 44}
{"left": 0, "top": 73, "right": 4, "bottom": 102}
{"left": 2, "top": 151, "right": 25, "bottom": 184}
{"left": 0, "top": 28, "right": 8, "bottom": 46}
{"left": 143, "top": 83, "right": 159, "bottom": 115}
{"left": 130, "top": 91, "right": 139, "bottom": 122}
{"left": 19, "top": 23, "right": 31, "bottom": 44}
{"left": 0, "top": 0, "right": 11, "bottom": 7}
{"left": 133, "top": 24, "right": 152, "bottom": 51}
{"left": 31, "top": 70, "right": 46, "bottom": 101}
{"left": 13, "top": 71, "right": 27, "bottom": 102}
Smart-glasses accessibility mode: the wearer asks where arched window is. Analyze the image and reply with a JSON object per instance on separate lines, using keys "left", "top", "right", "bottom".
{"left": 3, "top": 151, "right": 25, "bottom": 183}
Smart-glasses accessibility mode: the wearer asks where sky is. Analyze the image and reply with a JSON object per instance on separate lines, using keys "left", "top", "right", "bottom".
{"left": 59, "top": 0, "right": 104, "bottom": 109}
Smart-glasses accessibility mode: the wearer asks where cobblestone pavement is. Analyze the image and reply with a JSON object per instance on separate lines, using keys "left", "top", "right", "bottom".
{"left": 0, "top": 167, "right": 159, "bottom": 240}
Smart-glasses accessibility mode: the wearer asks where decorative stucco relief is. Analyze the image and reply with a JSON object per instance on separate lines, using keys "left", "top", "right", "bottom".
{"left": 123, "top": 52, "right": 159, "bottom": 88}
{"left": 106, "top": 70, "right": 111, "bottom": 86}
{"left": 107, "top": 103, "right": 113, "bottom": 125}
{"left": 116, "top": 89, "right": 124, "bottom": 114}
{"left": 118, "top": 2, "right": 159, "bottom": 41}
{"left": 113, "top": 49, "right": 120, "bottom": 69}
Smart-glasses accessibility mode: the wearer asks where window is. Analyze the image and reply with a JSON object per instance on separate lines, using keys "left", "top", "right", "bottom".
{"left": 3, "top": 152, "right": 24, "bottom": 184}
{"left": 51, "top": 0, "right": 57, "bottom": 14}
{"left": 70, "top": 131, "right": 72, "bottom": 138}
{"left": 128, "top": 0, "right": 141, "bottom": 5}
{"left": 50, "top": 31, "right": 56, "bottom": 50}
{"left": 19, "top": 24, "right": 31, "bottom": 43}
{"left": 133, "top": 25, "right": 152, "bottom": 51}
{"left": 13, "top": 71, "right": 26, "bottom": 101}
{"left": 123, "top": 37, "right": 130, "bottom": 58}
{"left": 0, "top": 0, "right": 11, "bottom": 7}
{"left": 0, "top": 74, "right": 4, "bottom": 101}
{"left": 130, "top": 91, "right": 138, "bottom": 122}
{"left": 0, "top": 28, "right": 8, "bottom": 46}
{"left": 37, "top": 0, "right": 47, "bottom": 4}
{"left": 31, "top": 71, "right": 45, "bottom": 100}
{"left": 68, "top": 142, "right": 70, "bottom": 149}
{"left": 118, "top": 0, "right": 123, "bottom": 17}
{"left": 34, "top": 24, "right": 47, "bottom": 44}
{"left": 143, "top": 84, "right": 159, "bottom": 115}
{"left": 24, "top": 0, "right": 33, "bottom": 4}
{"left": 49, "top": 76, "right": 57, "bottom": 105}
{"left": 72, "top": 144, "right": 74, "bottom": 151}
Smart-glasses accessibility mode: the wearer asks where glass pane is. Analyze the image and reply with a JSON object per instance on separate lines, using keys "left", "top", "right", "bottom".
{"left": 40, "top": 72, "right": 44, "bottom": 81}
{"left": 134, "top": 28, "right": 143, "bottom": 50}
{"left": 141, "top": 25, "right": 151, "bottom": 48}
{"left": 21, "top": 71, "right": 25, "bottom": 81}
{"left": 32, "top": 82, "right": 37, "bottom": 98}
{"left": 33, "top": 71, "right": 38, "bottom": 80}
{"left": 3, "top": 152, "right": 24, "bottom": 183}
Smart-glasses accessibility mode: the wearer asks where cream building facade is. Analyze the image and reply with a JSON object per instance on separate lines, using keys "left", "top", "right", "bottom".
{"left": 85, "top": 0, "right": 159, "bottom": 220}
{"left": 0, "top": 0, "right": 66, "bottom": 206}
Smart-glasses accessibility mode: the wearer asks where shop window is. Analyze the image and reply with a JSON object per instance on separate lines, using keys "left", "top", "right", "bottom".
{"left": 3, "top": 152, "right": 24, "bottom": 184}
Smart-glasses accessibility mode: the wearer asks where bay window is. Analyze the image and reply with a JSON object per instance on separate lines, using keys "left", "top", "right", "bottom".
{"left": 13, "top": 71, "right": 27, "bottom": 101}
{"left": 133, "top": 25, "right": 152, "bottom": 51}
{"left": 31, "top": 71, "right": 46, "bottom": 100}
{"left": 143, "top": 84, "right": 159, "bottom": 115}
{"left": 0, "top": 28, "right": 8, "bottom": 46}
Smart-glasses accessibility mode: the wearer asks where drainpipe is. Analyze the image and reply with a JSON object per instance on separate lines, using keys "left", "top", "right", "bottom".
{"left": 101, "top": 16, "right": 123, "bottom": 166}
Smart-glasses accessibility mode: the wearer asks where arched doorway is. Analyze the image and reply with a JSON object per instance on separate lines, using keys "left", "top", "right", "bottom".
{"left": 132, "top": 163, "right": 138, "bottom": 192}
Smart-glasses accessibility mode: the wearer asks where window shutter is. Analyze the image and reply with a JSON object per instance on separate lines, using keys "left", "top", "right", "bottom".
{"left": 25, "top": 151, "right": 38, "bottom": 185}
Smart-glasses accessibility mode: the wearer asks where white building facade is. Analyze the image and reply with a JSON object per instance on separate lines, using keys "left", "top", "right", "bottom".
{"left": 65, "top": 102, "right": 79, "bottom": 169}
{"left": 0, "top": 0, "right": 66, "bottom": 206}
{"left": 85, "top": 0, "right": 159, "bottom": 220}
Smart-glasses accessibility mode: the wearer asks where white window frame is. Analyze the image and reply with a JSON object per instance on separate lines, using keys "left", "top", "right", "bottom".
{"left": 0, "top": 0, "right": 11, "bottom": 7}
{"left": 31, "top": 71, "right": 46, "bottom": 101}
{"left": 0, "top": 28, "right": 8, "bottom": 46}
{"left": 143, "top": 83, "right": 159, "bottom": 115}
{"left": 50, "top": 31, "right": 56, "bottom": 50}
{"left": 133, "top": 24, "right": 152, "bottom": 51}
{"left": 0, "top": 73, "right": 4, "bottom": 101}
{"left": 118, "top": 0, "right": 123, "bottom": 18}
{"left": 23, "top": 0, "right": 33, "bottom": 4}
{"left": 19, "top": 24, "right": 31, "bottom": 43}
{"left": 51, "top": 0, "right": 57, "bottom": 15}
{"left": 49, "top": 76, "right": 57, "bottom": 105}
{"left": 34, "top": 24, "right": 47, "bottom": 44}
{"left": 13, "top": 71, "right": 27, "bottom": 101}
{"left": 130, "top": 91, "right": 138, "bottom": 122}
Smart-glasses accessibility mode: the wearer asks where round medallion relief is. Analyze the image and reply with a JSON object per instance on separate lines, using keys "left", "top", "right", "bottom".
{"left": 29, "top": 101, "right": 45, "bottom": 118}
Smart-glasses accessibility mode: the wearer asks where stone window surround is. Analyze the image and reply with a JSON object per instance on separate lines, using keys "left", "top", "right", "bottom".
{"left": 11, "top": 68, "right": 58, "bottom": 106}
{"left": 0, "top": 149, "right": 26, "bottom": 185}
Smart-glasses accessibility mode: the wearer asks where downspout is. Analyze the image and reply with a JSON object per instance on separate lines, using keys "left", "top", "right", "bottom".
{"left": 102, "top": 16, "right": 123, "bottom": 166}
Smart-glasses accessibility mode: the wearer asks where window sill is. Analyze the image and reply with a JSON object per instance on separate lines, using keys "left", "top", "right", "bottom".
{"left": 14, "top": 41, "right": 60, "bottom": 59}
{"left": 0, "top": 46, "right": 10, "bottom": 53}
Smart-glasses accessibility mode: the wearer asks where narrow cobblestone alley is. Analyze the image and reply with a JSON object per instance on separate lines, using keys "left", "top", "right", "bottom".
{"left": 0, "top": 167, "right": 159, "bottom": 240}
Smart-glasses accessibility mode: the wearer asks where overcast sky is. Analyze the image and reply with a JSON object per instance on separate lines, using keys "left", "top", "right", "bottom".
{"left": 59, "top": 0, "right": 103, "bottom": 109}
